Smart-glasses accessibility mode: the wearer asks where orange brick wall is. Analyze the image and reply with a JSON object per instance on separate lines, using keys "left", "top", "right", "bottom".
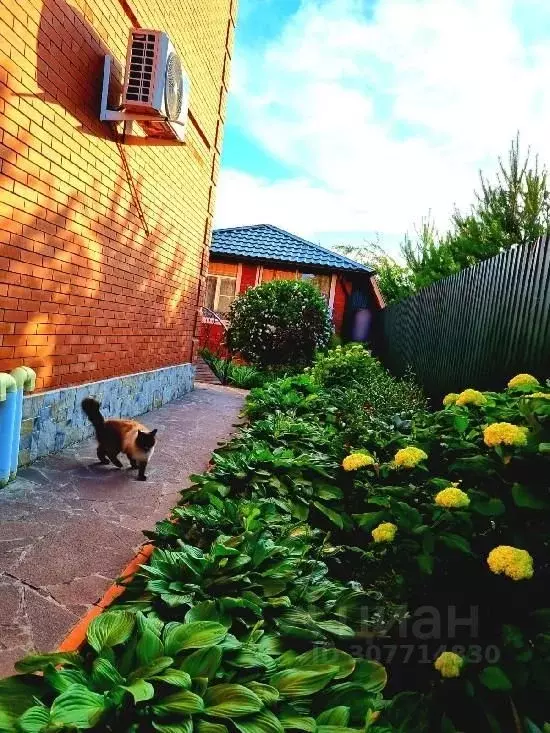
{"left": 0, "top": 0, "right": 236, "bottom": 390}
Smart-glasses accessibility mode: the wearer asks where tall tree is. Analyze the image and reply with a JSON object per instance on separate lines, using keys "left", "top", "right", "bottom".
{"left": 335, "top": 135, "right": 550, "bottom": 304}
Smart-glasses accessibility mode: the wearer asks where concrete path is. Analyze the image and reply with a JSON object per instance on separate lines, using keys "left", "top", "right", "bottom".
{"left": 0, "top": 384, "right": 245, "bottom": 677}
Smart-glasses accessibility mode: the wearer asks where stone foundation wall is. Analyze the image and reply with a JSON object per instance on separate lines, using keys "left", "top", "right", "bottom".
{"left": 19, "top": 363, "right": 195, "bottom": 466}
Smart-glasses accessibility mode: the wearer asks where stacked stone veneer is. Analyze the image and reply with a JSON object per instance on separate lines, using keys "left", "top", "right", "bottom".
{"left": 19, "top": 363, "right": 195, "bottom": 466}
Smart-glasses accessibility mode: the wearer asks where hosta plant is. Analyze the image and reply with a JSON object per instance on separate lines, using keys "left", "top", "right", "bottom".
{"left": 0, "top": 610, "right": 388, "bottom": 733}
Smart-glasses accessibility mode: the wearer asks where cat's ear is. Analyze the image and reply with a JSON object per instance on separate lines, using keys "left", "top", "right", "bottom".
{"left": 137, "top": 430, "right": 145, "bottom": 437}
{"left": 150, "top": 429, "right": 158, "bottom": 437}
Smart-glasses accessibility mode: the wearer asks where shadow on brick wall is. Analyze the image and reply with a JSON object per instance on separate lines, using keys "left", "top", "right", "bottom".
{"left": 31, "top": 0, "right": 124, "bottom": 139}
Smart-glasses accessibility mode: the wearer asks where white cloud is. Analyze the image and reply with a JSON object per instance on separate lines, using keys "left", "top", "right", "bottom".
{"left": 216, "top": 0, "right": 550, "bottom": 248}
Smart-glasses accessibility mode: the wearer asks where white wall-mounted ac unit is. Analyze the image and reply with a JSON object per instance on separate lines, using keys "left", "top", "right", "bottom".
{"left": 121, "top": 29, "right": 190, "bottom": 142}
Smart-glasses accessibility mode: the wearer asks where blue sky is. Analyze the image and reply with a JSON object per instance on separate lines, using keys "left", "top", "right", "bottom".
{"left": 215, "top": 0, "right": 550, "bottom": 254}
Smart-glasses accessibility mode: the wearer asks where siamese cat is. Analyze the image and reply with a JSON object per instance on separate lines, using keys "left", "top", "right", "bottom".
{"left": 81, "top": 398, "right": 157, "bottom": 481}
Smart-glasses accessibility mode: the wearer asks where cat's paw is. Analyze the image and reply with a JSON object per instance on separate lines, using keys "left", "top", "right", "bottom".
{"left": 137, "top": 475, "right": 147, "bottom": 481}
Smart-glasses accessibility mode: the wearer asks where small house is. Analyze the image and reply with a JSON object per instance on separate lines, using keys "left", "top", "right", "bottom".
{"left": 200, "top": 224, "right": 384, "bottom": 354}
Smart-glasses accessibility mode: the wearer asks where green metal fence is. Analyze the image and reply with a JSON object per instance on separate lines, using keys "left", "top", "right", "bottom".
{"left": 375, "top": 236, "right": 550, "bottom": 401}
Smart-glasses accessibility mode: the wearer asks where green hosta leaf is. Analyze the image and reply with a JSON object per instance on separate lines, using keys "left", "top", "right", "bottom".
{"left": 471, "top": 498, "right": 506, "bottom": 516}
{"left": 0, "top": 676, "right": 45, "bottom": 730}
{"left": 538, "top": 443, "right": 550, "bottom": 454}
{"left": 234, "top": 710, "right": 284, "bottom": 733}
{"left": 151, "top": 670, "right": 192, "bottom": 688}
{"left": 352, "top": 659, "right": 387, "bottom": 692}
{"left": 193, "top": 677, "right": 210, "bottom": 697}
{"left": 203, "top": 684, "right": 263, "bottom": 718}
{"left": 279, "top": 716, "right": 316, "bottom": 731}
{"left": 15, "top": 651, "right": 82, "bottom": 673}
{"left": 186, "top": 601, "right": 228, "bottom": 625}
{"left": 91, "top": 657, "right": 124, "bottom": 690}
{"left": 87, "top": 610, "right": 136, "bottom": 653}
{"left": 181, "top": 646, "right": 223, "bottom": 680}
{"left": 276, "top": 622, "right": 325, "bottom": 641}
{"left": 153, "top": 719, "right": 193, "bottom": 733}
{"left": 438, "top": 533, "right": 472, "bottom": 554}
{"left": 293, "top": 649, "right": 355, "bottom": 680}
{"left": 478, "top": 665, "right": 513, "bottom": 691}
{"left": 163, "top": 622, "right": 227, "bottom": 655}
{"left": 317, "top": 727, "right": 358, "bottom": 733}
{"left": 43, "top": 666, "right": 88, "bottom": 694}
{"left": 195, "top": 723, "right": 229, "bottom": 733}
{"left": 313, "top": 501, "right": 344, "bottom": 529}
{"left": 271, "top": 666, "right": 338, "bottom": 698}
{"left": 128, "top": 657, "right": 174, "bottom": 682}
{"left": 152, "top": 690, "right": 205, "bottom": 715}
{"left": 50, "top": 684, "right": 107, "bottom": 729}
{"left": 137, "top": 627, "right": 165, "bottom": 665}
{"left": 247, "top": 682, "right": 280, "bottom": 704}
{"left": 512, "top": 483, "right": 550, "bottom": 510}
{"left": 316, "top": 707, "right": 350, "bottom": 725}
{"left": 16, "top": 705, "right": 50, "bottom": 733}
{"left": 122, "top": 679, "right": 155, "bottom": 703}
{"left": 316, "top": 620, "right": 355, "bottom": 638}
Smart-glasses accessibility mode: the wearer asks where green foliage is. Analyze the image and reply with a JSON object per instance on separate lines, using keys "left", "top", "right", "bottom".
{"left": 226, "top": 280, "right": 332, "bottom": 368}
{"left": 7, "top": 346, "right": 550, "bottom": 732}
{"left": 337, "top": 135, "right": 550, "bottom": 304}
{"left": 3, "top": 609, "right": 385, "bottom": 733}
{"left": 309, "top": 344, "right": 426, "bottom": 420}
{"left": 199, "top": 349, "right": 270, "bottom": 390}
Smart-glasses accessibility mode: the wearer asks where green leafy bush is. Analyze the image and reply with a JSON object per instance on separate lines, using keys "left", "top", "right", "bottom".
{"left": 226, "top": 280, "right": 332, "bottom": 368}
{"left": 309, "top": 344, "right": 426, "bottom": 419}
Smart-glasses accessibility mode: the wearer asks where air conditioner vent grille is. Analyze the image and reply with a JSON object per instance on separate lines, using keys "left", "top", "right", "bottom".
{"left": 125, "top": 32, "right": 157, "bottom": 103}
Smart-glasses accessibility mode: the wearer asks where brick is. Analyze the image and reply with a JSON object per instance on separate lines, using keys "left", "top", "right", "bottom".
{"left": 0, "top": 0, "right": 234, "bottom": 390}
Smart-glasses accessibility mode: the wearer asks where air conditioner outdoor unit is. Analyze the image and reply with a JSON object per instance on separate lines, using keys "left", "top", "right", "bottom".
{"left": 122, "top": 29, "right": 190, "bottom": 142}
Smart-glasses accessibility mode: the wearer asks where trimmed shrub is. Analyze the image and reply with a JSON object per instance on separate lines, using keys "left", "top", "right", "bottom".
{"left": 226, "top": 279, "right": 332, "bottom": 368}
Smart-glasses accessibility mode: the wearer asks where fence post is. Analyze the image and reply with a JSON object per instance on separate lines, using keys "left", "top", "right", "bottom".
{"left": 0, "top": 373, "right": 18, "bottom": 488}
{"left": 10, "top": 366, "right": 37, "bottom": 481}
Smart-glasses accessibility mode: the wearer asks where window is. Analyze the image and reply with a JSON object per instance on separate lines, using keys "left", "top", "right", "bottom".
{"left": 204, "top": 275, "right": 237, "bottom": 316}
{"left": 204, "top": 262, "right": 239, "bottom": 317}
{"left": 300, "top": 272, "right": 332, "bottom": 301}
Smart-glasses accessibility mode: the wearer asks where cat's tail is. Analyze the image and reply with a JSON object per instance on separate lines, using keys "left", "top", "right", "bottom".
{"left": 81, "top": 398, "right": 105, "bottom": 438}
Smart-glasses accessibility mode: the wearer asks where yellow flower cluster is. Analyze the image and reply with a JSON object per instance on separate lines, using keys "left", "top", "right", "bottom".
{"left": 371, "top": 522, "right": 397, "bottom": 543}
{"left": 455, "top": 388, "right": 486, "bottom": 406}
{"left": 342, "top": 452, "right": 375, "bottom": 471}
{"left": 394, "top": 446, "right": 428, "bottom": 469}
{"left": 435, "top": 485, "right": 470, "bottom": 509}
{"left": 434, "top": 651, "right": 463, "bottom": 678}
{"left": 529, "top": 392, "right": 550, "bottom": 400}
{"left": 487, "top": 545, "right": 534, "bottom": 580}
{"left": 442, "top": 393, "right": 459, "bottom": 407}
{"left": 483, "top": 422, "right": 529, "bottom": 448}
{"left": 508, "top": 373, "right": 540, "bottom": 390}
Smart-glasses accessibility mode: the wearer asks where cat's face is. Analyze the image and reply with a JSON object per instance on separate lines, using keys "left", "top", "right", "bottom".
{"left": 136, "top": 428, "right": 157, "bottom": 453}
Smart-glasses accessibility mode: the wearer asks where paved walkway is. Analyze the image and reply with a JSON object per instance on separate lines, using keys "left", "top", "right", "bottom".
{"left": 0, "top": 383, "right": 245, "bottom": 677}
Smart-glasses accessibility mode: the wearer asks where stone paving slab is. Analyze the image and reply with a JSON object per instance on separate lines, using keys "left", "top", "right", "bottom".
{"left": 0, "top": 383, "right": 245, "bottom": 678}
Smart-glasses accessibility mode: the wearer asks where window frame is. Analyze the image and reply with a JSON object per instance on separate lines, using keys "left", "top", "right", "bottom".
{"left": 203, "top": 263, "right": 241, "bottom": 322}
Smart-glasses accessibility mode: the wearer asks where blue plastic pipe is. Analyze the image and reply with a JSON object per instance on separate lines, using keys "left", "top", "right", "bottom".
{"left": 10, "top": 366, "right": 36, "bottom": 481}
{"left": 0, "top": 373, "right": 17, "bottom": 488}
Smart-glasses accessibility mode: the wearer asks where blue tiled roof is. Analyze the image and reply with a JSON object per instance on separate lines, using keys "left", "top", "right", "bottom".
{"left": 211, "top": 224, "right": 373, "bottom": 274}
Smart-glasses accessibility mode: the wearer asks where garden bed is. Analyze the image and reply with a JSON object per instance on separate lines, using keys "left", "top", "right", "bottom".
{"left": 1, "top": 348, "right": 549, "bottom": 732}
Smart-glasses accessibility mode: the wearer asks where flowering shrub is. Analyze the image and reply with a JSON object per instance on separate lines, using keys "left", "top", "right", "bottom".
{"left": 226, "top": 279, "right": 332, "bottom": 368}
{"left": 5, "top": 361, "right": 550, "bottom": 732}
